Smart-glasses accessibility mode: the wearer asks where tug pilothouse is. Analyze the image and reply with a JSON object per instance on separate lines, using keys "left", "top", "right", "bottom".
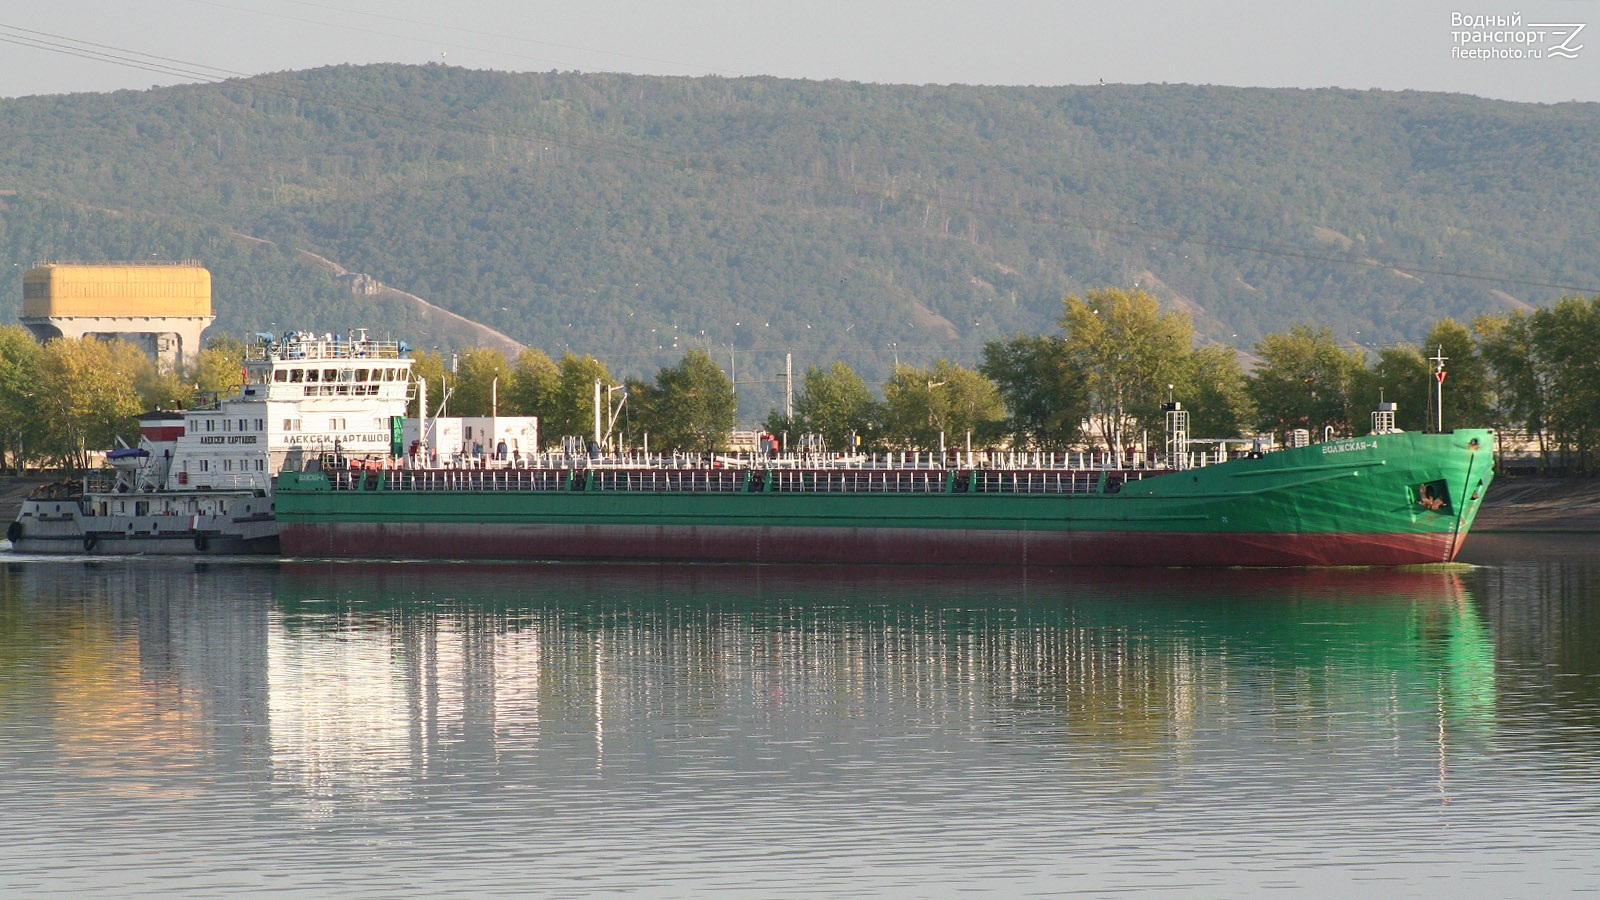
{"left": 9, "top": 328, "right": 415, "bottom": 555}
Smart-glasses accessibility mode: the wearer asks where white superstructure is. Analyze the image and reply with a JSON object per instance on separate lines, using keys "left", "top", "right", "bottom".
{"left": 134, "top": 329, "right": 414, "bottom": 493}
{"left": 10, "top": 328, "right": 414, "bottom": 555}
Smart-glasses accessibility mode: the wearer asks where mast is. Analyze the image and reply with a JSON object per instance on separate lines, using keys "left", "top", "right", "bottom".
{"left": 417, "top": 375, "right": 428, "bottom": 465}
{"left": 1430, "top": 345, "right": 1448, "bottom": 433}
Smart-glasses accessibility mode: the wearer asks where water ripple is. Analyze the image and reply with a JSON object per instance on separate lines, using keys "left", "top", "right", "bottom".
{"left": 0, "top": 548, "right": 1597, "bottom": 895}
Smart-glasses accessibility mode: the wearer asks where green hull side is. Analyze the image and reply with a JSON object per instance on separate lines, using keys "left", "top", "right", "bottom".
{"left": 275, "top": 430, "right": 1493, "bottom": 563}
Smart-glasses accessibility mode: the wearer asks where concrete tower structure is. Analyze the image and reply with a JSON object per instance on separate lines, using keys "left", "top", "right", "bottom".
{"left": 20, "top": 262, "right": 215, "bottom": 370}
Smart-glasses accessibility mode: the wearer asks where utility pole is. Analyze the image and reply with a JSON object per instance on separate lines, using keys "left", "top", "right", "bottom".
{"left": 785, "top": 352, "right": 793, "bottom": 420}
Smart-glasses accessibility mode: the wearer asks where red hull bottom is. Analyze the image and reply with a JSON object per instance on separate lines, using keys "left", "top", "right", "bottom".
{"left": 280, "top": 523, "right": 1464, "bottom": 567}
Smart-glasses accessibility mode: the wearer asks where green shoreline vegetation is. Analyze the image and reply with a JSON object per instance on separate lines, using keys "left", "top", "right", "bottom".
{"left": 3, "top": 287, "right": 1597, "bottom": 476}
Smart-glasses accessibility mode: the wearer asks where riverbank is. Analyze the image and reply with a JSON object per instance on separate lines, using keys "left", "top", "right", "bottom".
{"left": 1, "top": 476, "right": 49, "bottom": 526}
{"left": 3, "top": 473, "right": 1594, "bottom": 535}
{"left": 1469, "top": 476, "right": 1600, "bottom": 533}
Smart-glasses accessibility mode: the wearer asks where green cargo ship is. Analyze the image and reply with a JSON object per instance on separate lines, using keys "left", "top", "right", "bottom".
{"left": 275, "top": 427, "right": 1494, "bottom": 567}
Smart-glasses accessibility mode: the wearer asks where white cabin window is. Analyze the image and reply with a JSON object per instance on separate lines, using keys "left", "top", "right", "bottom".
{"left": 205, "top": 419, "right": 214, "bottom": 432}
{"left": 223, "top": 419, "right": 232, "bottom": 432}
{"left": 274, "top": 370, "right": 287, "bottom": 382}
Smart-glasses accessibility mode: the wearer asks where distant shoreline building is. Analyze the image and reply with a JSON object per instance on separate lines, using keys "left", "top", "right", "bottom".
{"left": 20, "top": 261, "right": 215, "bottom": 370}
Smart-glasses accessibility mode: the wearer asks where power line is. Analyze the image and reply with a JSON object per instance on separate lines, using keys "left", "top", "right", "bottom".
{"left": 0, "top": 27, "right": 243, "bottom": 84}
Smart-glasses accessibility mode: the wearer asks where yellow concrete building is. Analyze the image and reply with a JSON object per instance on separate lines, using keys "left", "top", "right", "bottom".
{"left": 20, "top": 262, "right": 215, "bottom": 369}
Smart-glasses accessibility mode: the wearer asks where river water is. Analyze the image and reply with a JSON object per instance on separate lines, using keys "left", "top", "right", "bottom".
{"left": 1, "top": 534, "right": 1597, "bottom": 897}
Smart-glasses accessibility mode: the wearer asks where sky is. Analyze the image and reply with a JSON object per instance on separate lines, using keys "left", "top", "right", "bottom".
{"left": 0, "top": 0, "right": 1597, "bottom": 104}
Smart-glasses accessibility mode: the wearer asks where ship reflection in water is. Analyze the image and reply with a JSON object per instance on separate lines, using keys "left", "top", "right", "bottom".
{"left": 4, "top": 558, "right": 1566, "bottom": 895}
{"left": 265, "top": 563, "right": 1496, "bottom": 798}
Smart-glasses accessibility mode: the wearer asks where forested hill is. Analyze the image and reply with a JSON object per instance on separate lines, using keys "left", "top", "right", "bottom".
{"left": 2, "top": 64, "right": 1597, "bottom": 417}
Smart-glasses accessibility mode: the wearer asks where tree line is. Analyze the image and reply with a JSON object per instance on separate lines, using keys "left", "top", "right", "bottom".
{"left": 3, "top": 288, "right": 1598, "bottom": 473}
{"left": 0, "top": 326, "right": 246, "bottom": 472}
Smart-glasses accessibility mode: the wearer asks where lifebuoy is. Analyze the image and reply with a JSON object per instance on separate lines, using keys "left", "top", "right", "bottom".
{"left": 194, "top": 534, "right": 209, "bottom": 552}
{"left": 6, "top": 521, "right": 21, "bottom": 543}
{"left": 83, "top": 534, "right": 97, "bottom": 553}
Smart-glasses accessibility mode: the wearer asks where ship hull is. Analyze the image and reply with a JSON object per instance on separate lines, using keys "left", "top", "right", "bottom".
{"left": 282, "top": 521, "right": 1460, "bottom": 567}
{"left": 9, "top": 493, "right": 279, "bottom": 556}
{"left": 276, "top": 430, "right": 1494, "bottom": 568}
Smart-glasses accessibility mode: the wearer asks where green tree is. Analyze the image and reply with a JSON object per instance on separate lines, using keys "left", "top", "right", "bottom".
{"left": 135, "top": 366, "right": 191, "bottom": 414}
{"left": 1177, "top": 344, "right": 1254, "bottom": 441}
{"left": 192, "top": 333, "right": 246, "bottom": 398}
{"left": 783, "top": 362, "right": 880, "bottom": 452}
{"left": 1474, "top": 311, "right": 1545, "bottom": 462}
{"left": 639, "top": 348, "right": 737, "bottom": 451}
{"left": 1059, "top": 288, "right": 1194, "bottom": 451}
{"left": 979, "top": 334, "right": 1086, "bottom": 449}
{"left": 1424, "top": 318, "right": 1491, "bottom": 431}
{"left": 409, "top": 350, "right": 448, "bottom": 418}
{"left": 506, "top": 347, "right": 560, "bottom": 419}
{"left": 1529, "top": 296, "right": 1600, "bottom": 472}
{"left": 548, "top": 353, "right": 614, "bottom": 443}
{"left": 1247, "top": 325, "right": 1366, "bottom": 438}
{"left": 881, "top": 360, "right": 1003, "bottom": 451}
{"left": 451, "top": 348, "right": 514, "bottom": 417}
{"left": 1365, "top": 345, "right": 1430, "bottom": 432}
{"left": 35, "top": 338, "right": 149, "bottom": 469}
{"left": 0, "top": 326, "right": 44, "bottom": 472}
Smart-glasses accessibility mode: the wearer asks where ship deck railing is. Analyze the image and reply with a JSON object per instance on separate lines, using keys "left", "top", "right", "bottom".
{"left": 390, "top": 448, "right": 1159, "bottom": 471}
{"left": 249, "top": 331, "right": 405, "bottom": 363}
{"left": 320, "top": 455, "right": 1170, "bottom": 496}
